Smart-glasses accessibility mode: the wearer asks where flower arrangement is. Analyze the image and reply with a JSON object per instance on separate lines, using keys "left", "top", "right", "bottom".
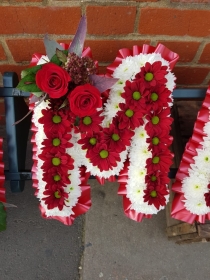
{"left": 171, "top": 86, "right": 210, "bottom": 224}
{"left": 17, "top": 15, "right": 179, "bottom": 225}
{"left": 106, "top": 46, "right": 179, "bottom": 221}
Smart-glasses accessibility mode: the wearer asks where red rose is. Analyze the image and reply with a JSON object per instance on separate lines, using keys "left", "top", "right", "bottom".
{"left": 69, "top": 84, "right": 102, "bottom": 117}
{"left": 36, "top": 62, "right": 71, "bottom": 98}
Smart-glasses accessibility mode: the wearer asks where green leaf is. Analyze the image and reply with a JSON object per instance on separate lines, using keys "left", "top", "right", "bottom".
{"left": 17, "top": 73, "right": 41, "bottom": 93}
{"left": 56, "top": 49, "right": 67, "bottom": 64}
{"left": 0, "top": 202, "right": 6, "bottom": 231}
{"left": 21, "top": 65, "right": 42, "bottom": 79}
{"left": 74, "top": 116, "right": 80, "bottom": 126}
{"left": 50, "top": 54, "right": 62, "bottom": 66}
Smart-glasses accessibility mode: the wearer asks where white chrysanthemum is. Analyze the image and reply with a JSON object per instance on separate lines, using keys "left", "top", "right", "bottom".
{"left": 126, "top": 184, "right": 145, "bottom": 204}
{"left": 181, "top": 118, "right": 210, "bottom": 215}
{"left": 184, "top": 197, "right": 210, "bottom": 215}
{"left": 131, "top": 124, "right": 148, "bottom": 146}
{"left": 165, "top": 72, "right": 176, "bottom": 92}
{"left": 182, "top": 176, "right": 209, "bottom": 199}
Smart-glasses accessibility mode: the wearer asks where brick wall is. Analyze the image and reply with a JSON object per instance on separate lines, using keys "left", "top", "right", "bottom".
{"left": 0, "top": 0, "right": 210, "bottom": 88}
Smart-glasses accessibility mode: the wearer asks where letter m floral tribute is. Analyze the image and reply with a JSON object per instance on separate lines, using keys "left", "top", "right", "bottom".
{"left": 17, "top": 16, "right": 179, "bottom": 225}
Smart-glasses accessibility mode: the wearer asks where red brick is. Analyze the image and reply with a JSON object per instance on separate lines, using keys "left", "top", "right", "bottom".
{"left": 199, "top": 43, "right": 210, "bottom": 64}
{"left": 85, "top": 40, "right": 150, "bottom": 62}
{"left": 171, "top": 0, "right": 209, "bottom": 2}
{"left": 6, "top": 39, "right": 45, "bottom": 62}
{"left": 0, "top": 65, "right": 26, "bottom": 80}
{"left": 87, "top": 6, "right": 136, "bottom": 35}
{"left": 0, "top": 7, "right": 81, "bottom": 35}
{"left": 174, "top": 66, "right": 210, "bottom": 85}
{"left": 158, "top": 41, "right": 200, "bottom": 62}
{"left": 0, "top": 44, "right": 6, "bottom": 60}
{"left": 12, "top": 0, "right": 42, "bottom": 2}
{"left": 98, "top": 65, "right": 107, "bottom": 74}
{"left": 139, "top": 8, "right": 210, "bottom": 37}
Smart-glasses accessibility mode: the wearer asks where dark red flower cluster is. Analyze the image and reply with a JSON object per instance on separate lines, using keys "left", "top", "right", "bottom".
{"left": 134, "top": 62, "right": 173, "bottom": 210}
{"left": 116, "top": 61, "right": 173, "bottom": 210}
{"left": 77, "top": 115, "right": 134, "bottom": 172}
{"left": 38, "top": 101, "right": 74, "bottom": 211}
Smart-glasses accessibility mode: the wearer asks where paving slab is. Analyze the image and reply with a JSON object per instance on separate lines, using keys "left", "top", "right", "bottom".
{"left": 0, "top": 127, "right": 84, "bottom": 280}
{"left": 81, "top": 180, "right": 210, "bottom": 280}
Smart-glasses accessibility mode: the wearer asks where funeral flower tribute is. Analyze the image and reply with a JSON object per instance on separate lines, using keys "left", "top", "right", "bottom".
{"left": 171, "top": 86, "right": 210, "bottom": 224}
{"left": 16, "top": 16, "right": 179, "bottom": 225}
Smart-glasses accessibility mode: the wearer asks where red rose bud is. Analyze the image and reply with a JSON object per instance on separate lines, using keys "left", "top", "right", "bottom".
{"left": 69, "top": 84, "right": 102, "bottom": 117}
{"left": 36, "top": 62, "right": 71, "bottom": 98}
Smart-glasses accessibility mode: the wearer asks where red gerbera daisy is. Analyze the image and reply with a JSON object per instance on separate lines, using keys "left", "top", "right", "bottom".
{"left": 145, "top": 171, "right": 170, "bottom": 187}
{"left": 145, "top": 108, "right": 173, "bottom": 134}
{"left": 143, "top": 185, "right": 169, "bottom": 209}
{"left": 39, "top": 150, "right": 74, "bottom": 174}
{"left": 146, "top": 131, "right": 173, "bottom": 152}
{"left": 39, "top": 108, "right": 71, "bottom": 135}
{"left": 42, "top": 170, "right": 71, "bottom": 186}
{"left": 43, "top": 185, "right": 68, "bottom": 210}
{"left": 102, "top": 123, "right": 134, "bottom": 153}
{"left": 41, "top": 131, "right": 73, "bottom": 153}
{"left": 77, "top": 132, "right": 103, "bottom": 153}
{"left": 88, "top": 143, "right": 121, "bottom": 172}
{"left": 146, "top": 149, "right": 173, "bottom": 173}
{"left": 121, "top": 79, "right": 149, "bottom": 111}
{"left": 135, "top": 61, "right": 168, "bottom": 88}
{"left": 76, "top": 110, "right": 104, "bottom": 134}
{"left": 145, "top": 85, "right": 172, "bottom": 111}
{"left": 117, "top": 103, "right": 144, "bottom": 130}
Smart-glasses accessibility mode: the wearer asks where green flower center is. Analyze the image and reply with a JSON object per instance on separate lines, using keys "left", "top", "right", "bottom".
{"left": 112, "top": 133, "right": 120, "bottom": 141}
{"left": 152, "top": 116, "right": 159, "bottom": 125}
{"left": 53, "top": 174, "right": 61, "bottom": 182}
{"left": 53, "top": 138, "right": 61, "bottom": 147}
{"left": 89, "top": 137, "right": 97, "bottom": 145}
{"left": 145, "top": 72, "right": 154, "bottom": 82}
{"left": 54, "top": 191, "right": 61, "bottom": 198}
{"left": 152, "top": 137, "right": 159, "bottom": 145}
{"left": 99, "top": 150, "right": 109, "bottom": 159}
{"left": 52, "top": 157, "right": 61, "bottom": 166}
{"left": 125, "top": 109, "right": 134, "bottom": 118}
{"left": 132, "top": 91, "right": 141, "bottom": 100}
{"left": 151, "top": 92, "right": 158, "bottom": 101}
{"left": 152, "top": 156, "right": 160, "bottom": 164}
{"left": 151, "top": 175, "right": 157, "bottom": 182}
{"left": 52, "top": 115, "right": 61, "bottom": 124}
{"left": 150, "top": 190, "right": 157, "bottom": 198}
{"left": 83, "top": 116, "right": 92, "bottom": 125}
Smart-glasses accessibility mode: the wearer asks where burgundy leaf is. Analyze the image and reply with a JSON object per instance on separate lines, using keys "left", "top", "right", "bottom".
{"left": 68, "top": 16, "right": 87, "bottom": 57}
{"left": 90, "top": 75, "right": 118, "bottom": 93}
